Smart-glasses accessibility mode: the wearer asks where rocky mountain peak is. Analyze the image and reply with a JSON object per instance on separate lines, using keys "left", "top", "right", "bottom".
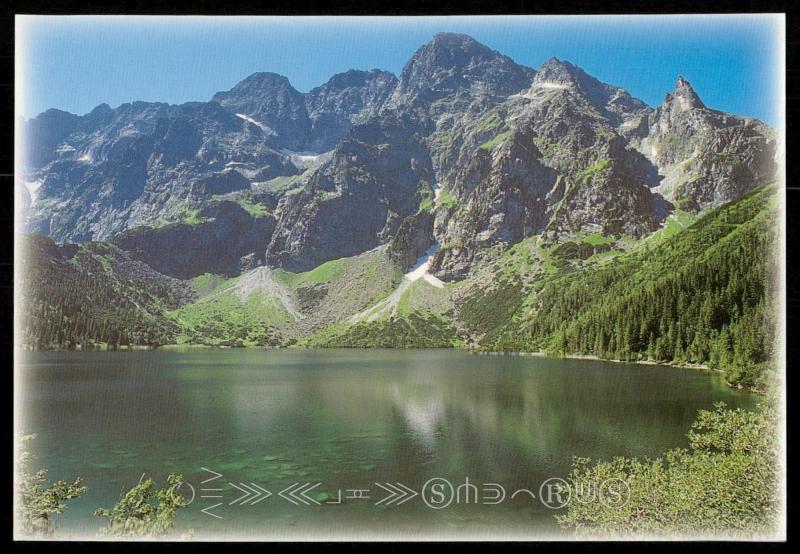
{"left": 211, "top": 71, "right": 310, "bottom": 151}
{"left": 87, "top": 103, "right": 113, "bottom": 118}
{"left": 404, "top": 32, "right": 510, "bottom": 78}
{"left": 664, "top": 75, "right": 706, "bottom": 112}
{"left": 533, "top": 57, "right": 581, "bottom": 88}
{"left": 524, "top": 58, "right": 650, "bottom": 129}
{"left": 216, "top": 72, "right": 295, "bottom": 95}
{"left": 211, "top": 72, "right": 307, "bottom": 115}
{"left": 386, "top": 33, "right": 535, "bottom": 108}
{"left": 427, "top": 32, "right": 492, "bottom": 56}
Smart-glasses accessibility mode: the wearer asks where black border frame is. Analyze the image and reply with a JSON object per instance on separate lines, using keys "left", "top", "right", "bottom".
{"left": 1, "top": 1, "right": 796, "bottom": 551}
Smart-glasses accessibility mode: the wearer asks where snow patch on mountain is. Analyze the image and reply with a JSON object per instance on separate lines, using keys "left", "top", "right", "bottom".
{"left": 405, "top": 243, "right": 444, "bottom": 288}
{"left": 236, "top": 113, "right": 274, "bottom": 134}
{"left": 349, "top": 243, "right": 445, "bottom": 323}
{"left": 432, "top": 182, "right": 442, "bottom": 201}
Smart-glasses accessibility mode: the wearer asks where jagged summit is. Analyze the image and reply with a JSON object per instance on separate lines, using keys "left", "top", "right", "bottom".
{"left": 211, "top": 71, "right": 310, "bottom": 151}
{"left": 211, "top": 72, "right": 306, "bottom": 117}
{"left": 217, "top": 71, "right": 295, "bottom": 90}
{"left": 430, "top": 32, "right": 473, "bottom": 41}
{"left": 428, "top": 32, "right": 488, "bottom": 49}
{"left": 406, "top": 32, "right": 502, "bottom": 73}
{"left": 88, "top": 103, "right": 113, "bottom": 116}
{"left": 523, "top": 57, "right": 650, "bottom": 129}
{"left": 663, "top": 75, "right": 706, "bottom": 111}
{"left": 211, "top": 72, "right": 306, "bottom": 111}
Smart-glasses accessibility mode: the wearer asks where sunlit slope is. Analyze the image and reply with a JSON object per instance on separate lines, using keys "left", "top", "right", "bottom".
{"left": 168, "top": 246, "right": 403, "bottom": 346}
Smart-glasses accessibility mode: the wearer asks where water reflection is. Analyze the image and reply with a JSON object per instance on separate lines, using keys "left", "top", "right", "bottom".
{"left": 390, "top": 383, "right": 446, "bottom": 450}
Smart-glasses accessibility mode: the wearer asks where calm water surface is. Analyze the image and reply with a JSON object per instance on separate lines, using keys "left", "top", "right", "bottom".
{"left": 17, "top": 348, "right": 755, "bottom": 540}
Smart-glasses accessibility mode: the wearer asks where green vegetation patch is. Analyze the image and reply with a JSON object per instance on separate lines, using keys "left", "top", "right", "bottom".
{"left": 275, "top": 257, "right": 351, "bottom": 287}
{"left": 236, "top": 198, "right": 270, "bottom": 217}
{"left": 395, "top": 279, "right": 452, "bottom": 318}
{"left": 436, "top": 189, "right": 457, "bottom": 209}
{"left": 472, "top": 108, "right": 505, "bottom": 134}
{"left": 576, "top": 158, "right": 612, "bottom": 184}
{"left": 582, "top": 232, "right": 615, "bottom": 246}
{"left": 558, "top": 403, "right": 779, "bottom": 537}
{"left": 551, "top": 240, "right": 614, "bottom": 263}
{"left": 169, "top": 285, "right": 292, "bottom": 347}
{"left": 190, "top": 273, "right": 231, "bottom": 298}
{"left": 479, "top": 130, "right": 513, "bottom": 151}
{"left": 305, "top": 312, "right": 463, "bottom": 348}
{"left": 417, "top": 190, "right": 434, "bottom": 213}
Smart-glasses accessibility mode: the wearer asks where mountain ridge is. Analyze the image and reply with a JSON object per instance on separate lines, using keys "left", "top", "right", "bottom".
{"left": 19, "top": 32, "right": 776, "bottom": 283}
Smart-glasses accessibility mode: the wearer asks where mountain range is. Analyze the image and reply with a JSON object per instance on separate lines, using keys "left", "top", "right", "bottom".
{"left": 17, "top": 33, "right": 779, "bottom": 386}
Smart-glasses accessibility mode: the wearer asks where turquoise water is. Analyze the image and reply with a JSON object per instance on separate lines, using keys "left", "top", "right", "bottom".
{"left": 17, "top": 348, "right": 755, "bottom": 540}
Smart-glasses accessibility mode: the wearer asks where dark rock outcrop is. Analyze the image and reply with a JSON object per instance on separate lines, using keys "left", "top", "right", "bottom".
{"left": 113, "top": 201, "right": 276, "bottom": 278}
{"left": 265, "top": 115, "right": 434, "bottom": 272}
{"left": 305, "top": 69, "right": 398, "bottom": 152}
{"left": 430, "top": 128, "right": 558, "bottom": 280}
{"left": 388, "top": 210, "right": 435, "bottom": 270}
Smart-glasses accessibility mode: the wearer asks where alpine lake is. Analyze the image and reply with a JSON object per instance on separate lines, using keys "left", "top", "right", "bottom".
{"left": 17, "top": 348, "right": 756, "bottom": 540}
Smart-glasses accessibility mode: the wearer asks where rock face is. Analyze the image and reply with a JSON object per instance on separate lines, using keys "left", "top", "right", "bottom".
{"left": 20, "top": 33, "right": 777, "bottom": 282}
{"left": 426, "top": 56, "right": 661, "bottom": 277}
{"left": 387, "top": 210, "right": 435, "bottom": 269}
{"left": 211, "top": 72, "right": 312, "bottom": 151}
{"left": 22, "top": 100, "right": 298, "bottom": 243}
{"left": 382, "top": 32, "right": 536, "bottom": 183}
{"left": 430, "top": 128, "right": 558, "bottom": 280}
{"left": 635, "top": 77, "right": 777, "bottom": 210}
{"left": 305, "top": 69, "right": 398, "bottom": 152}
{"left": 265, "top": 115, "right": 435, "bottom": 272}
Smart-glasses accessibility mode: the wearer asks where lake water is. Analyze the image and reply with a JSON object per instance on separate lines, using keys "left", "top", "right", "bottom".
{"left": 16, "top": 348, "right": 756, "bottom": 540}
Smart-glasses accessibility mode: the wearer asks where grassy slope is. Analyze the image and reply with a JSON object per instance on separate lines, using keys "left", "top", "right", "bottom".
{"left": 303, "top": 277, "right": 464, "bottom": 348}
{"left": 168, "top": 273, "right": 294, "bottom": 347}
{"left": 168, "top": 247, "right": 404, "bottom": 346}
{"left": 274, "top": 247, "right": 404, "bottom": 320}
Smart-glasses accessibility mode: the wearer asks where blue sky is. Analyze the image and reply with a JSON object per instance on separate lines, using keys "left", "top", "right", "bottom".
{"left": 17, "top": 15, "right": 784, "bottom": 125}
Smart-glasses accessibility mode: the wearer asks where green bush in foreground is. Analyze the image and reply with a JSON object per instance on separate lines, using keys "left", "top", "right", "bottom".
{"left": 17, "top": 433, "right": 188, "bottom": 539}
{"left": 95, "top": 473, "right": 188, "bottom": 538}
{"left": 557, "top": 402, "right": 780, "bottom": 537}
{"left": 16, "top": 434, "right": 87, "bottom": 536}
